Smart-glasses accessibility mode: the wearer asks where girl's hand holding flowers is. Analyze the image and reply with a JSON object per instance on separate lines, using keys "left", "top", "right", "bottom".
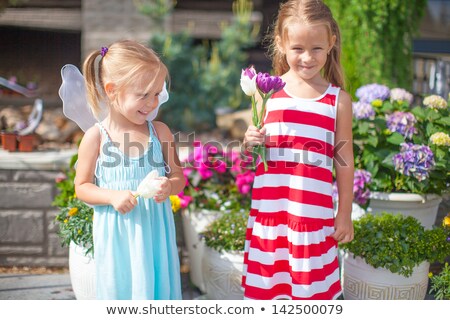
{"left": 240, "top": 66, "right": 285, "bottom": 171}
{"left": 153, "top": 177, "right": 172, "bottom": 203}
{"left": 133, "top": 169, "right": 171, "bottom": 203}
{"left": 244, "top": 125, "right": 266, "bottom": 149}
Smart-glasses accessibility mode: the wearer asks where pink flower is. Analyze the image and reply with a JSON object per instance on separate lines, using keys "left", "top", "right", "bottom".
{"left": 198, "top": 162, "right": 213, "bottom": 180}
{"left": 55, "top": 172, "right": 67, "bottom": 183}
{"left": 213, "top": 160, "right": 227, "bottom": 173}
{"left": 178, "top": 192, "right": 192, "bottom": 208}
{"left": 236, "top": 171, "right": 255, "bottom": 195}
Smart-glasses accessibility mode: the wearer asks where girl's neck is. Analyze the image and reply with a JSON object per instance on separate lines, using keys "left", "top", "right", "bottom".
{"left": 104, "top": 109, "right": 146, "bottom": 133}
{"left": 282, "top": 72, "right": 329, "bottom": 99}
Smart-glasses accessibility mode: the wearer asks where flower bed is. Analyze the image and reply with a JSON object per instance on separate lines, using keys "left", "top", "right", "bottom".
{"left": 351, "top": 84, "right": 449, "bottom": 200}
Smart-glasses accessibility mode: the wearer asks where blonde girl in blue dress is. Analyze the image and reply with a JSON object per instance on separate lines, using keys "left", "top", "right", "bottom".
{"left": 74, "top": 40, "right": 184, "bottom": 299}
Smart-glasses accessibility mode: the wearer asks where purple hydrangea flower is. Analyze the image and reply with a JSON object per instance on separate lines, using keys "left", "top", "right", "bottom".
{"left": 352, "top": 101, "right": 375, "bottom": 119}
{"left": 332, "top": 169, "right": 372, "bottom": 206}
{"left": 386, "top": 111, "right": 417, "bottom": 139}
{"left": 256, "top": 72, "right": 285, "bottom": 95}
{"left": 332, "top": 181, "right": 338, "bottom": 202}
{"left": 392, "top": 143, "right": 435, "bottom": 181}
{"left": 356, "top": 83, "right": 390, "bottom": 103}
{"left": 353, "top": 169, "right": 372, "bottom": 205}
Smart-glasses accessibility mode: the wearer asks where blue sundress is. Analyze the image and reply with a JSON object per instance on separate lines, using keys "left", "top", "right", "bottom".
{"left": 93, "top": 121, "right": 181, "bottom": 299}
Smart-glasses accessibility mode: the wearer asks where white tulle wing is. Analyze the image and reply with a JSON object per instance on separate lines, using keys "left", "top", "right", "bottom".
{"left": 59, "top": 64, "right": 98, "bottom": 132}
{"left": 58, "top": 64, "right": 169, "bottom": 132}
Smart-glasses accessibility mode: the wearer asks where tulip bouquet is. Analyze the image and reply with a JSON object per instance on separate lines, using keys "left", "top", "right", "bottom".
{"left": 240, "top": 66, "right": 285, "bottom": 171}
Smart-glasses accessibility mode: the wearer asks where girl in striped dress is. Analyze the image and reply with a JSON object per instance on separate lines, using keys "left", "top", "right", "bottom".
{"left": 242, "top": 0, "right": 354, "bottom": 300}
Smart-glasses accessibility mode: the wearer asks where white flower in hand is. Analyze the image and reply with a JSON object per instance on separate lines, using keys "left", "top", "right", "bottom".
{"left": 240, "top": 66, "right": 257, "bottom": 96}
{"left": 134, "top": 170, "right": 163, "bottom": 199}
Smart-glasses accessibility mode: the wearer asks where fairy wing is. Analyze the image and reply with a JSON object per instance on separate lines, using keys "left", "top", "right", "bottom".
{"left": 58, "top": 64, "right": 169, "bottom": 132}
{"left": 59, "top": 64, "right": 97, "bottom": 132}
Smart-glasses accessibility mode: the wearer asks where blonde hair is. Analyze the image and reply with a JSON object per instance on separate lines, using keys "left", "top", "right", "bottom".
{"left": 268, "top": 0, "right": 345, "bottom": 89}
{"left": 83, "top": 40, "right": 169, "bottom": 118}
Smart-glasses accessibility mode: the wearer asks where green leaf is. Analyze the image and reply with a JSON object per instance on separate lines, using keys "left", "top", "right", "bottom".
{"left": 365, "top": 135, "right": 379, "bottom": 147}
{"left": 436, "top": 117, "right": 450, "bottom": 126}
{"left": 386, "top": 132, "right": 405, "bottom": 145}
{"left": 411, "top": 106, "right": 425, "bottom": 119}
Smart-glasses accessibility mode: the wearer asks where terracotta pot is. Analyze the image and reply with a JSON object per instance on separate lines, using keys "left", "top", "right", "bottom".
{"left": 1, "top": 132, "right": 18, "bottom": 152}
{"left": 17, "top": 134, "right": 36, "bottom": 152}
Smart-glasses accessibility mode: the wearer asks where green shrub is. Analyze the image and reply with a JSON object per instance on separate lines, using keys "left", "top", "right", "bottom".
{"left": 150, "top": 0, "right": 258, "bottom": 131}
{"left": 201, "top": 210, "right": 248, "bottom": 252}
{"left": 324, "top": 0, "right": 427, "bottom": 95}
{"left": 340, "top": 212, "right": 450, "bottom": 277}
{"left": 429, "top": 262, "right": 450, "bottom": 300}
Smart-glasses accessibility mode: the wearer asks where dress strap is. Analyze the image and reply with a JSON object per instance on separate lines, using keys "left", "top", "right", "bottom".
{"left": 95, "top": 122, "right": 110, "bottom": 142}
{"left": 147, "top": 121, "right": 171, "bottom": 174}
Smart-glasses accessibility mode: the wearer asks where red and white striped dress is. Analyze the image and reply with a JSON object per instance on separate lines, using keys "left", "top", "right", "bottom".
{"left": 242, "top": 84, "right": 342, "bottom": 300}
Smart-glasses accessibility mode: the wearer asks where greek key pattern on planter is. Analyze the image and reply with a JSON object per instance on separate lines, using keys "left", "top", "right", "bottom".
{"left": 344, "top": 275, "right": 428, "bottom": 300}
{"left": 202, "top": 247, "right": 244, "bottom": 300}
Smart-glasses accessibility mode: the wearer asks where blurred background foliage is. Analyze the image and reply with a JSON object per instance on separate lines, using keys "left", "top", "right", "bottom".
{"left": 137, "top": 0, "right": 429, "bottom": 131}
{"left": 146, "top": 0, "right": 259, "bottom": 132}
{"left": 324, "top": 0, "right": 427, "bottom": 96}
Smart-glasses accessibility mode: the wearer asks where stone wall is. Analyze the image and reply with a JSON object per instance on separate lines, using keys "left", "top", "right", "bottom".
{"left": 82, "top": 0, "right": 162, "bottom": 59}
{"left": 0, "top": 150, "right": 76, "bottom": 267}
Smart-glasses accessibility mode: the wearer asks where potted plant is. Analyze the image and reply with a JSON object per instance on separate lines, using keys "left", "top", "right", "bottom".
{"left": 0, "top": 129, "right": 18, "bottom": 152}
{"left": 200, "top": 210, "right": 248, "bottom": 300}
{"left": 179, "top": 140, "right": 253, "bottom": 293}
{"left": 428, "top": 213, "right": 450, "bottom": 300}
{"left": 352, "top": 84, "right": 450, "bottom": 228}
{"left": 52, "top": 153, "right": 96, "bottom": 300}
{"left": 339, "top": 212, "right": 450, "bottom": 300}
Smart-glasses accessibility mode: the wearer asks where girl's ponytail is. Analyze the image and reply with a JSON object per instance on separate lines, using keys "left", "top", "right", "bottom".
{"left": 323, "top": 20, "right": 345, "bottom": 90}
{"left": 82, "top": 50, "right": 104, "bottom": 118}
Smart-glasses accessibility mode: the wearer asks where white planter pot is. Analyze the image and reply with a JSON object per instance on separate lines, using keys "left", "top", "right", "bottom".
{"left": 69, "top": 242, "right": 96, "bottom": 300}
{"left": 342, "top": 252, "right": 430, "bottom": 300}
{"left": 202, "top": 246, "right": 244, "bottom": 300}
{"left": 368, "top": 192, "right": 442, "bottom": 229}
{"left": 180, "top": 209, "right": 222, "bottom": 293}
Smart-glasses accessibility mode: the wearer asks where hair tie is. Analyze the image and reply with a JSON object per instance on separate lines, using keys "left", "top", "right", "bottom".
{"left": 100, "top": 46, "right": 108, "bottom": 57}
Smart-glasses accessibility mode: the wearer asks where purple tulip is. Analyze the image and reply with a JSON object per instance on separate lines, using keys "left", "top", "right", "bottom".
{"left": 256, "top": 72, "right": 285, "bottom": 95}
{"left": 242, "top": 66, "right": 257, "bottom": 79}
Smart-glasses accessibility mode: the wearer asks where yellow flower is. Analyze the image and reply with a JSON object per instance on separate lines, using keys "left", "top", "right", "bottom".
{"left": 371, "top": 99, "right": 383, "bottom": 107}
{"left": 78, "top": 229, "right": 82, "bottom": 235}
{"left": 428, "top": 272, "right": 433, "bottom": 278}
{"left": 68, "top": 207, "right": 78, "bottom": 216}
{"left": 64, "top": 219, "right": 68, "bottom": 224}
{"left": 170, "top": 195, "right": 181, "bottom": 212}
{"left": 429, "top": 132, "right": 450, "bottom": 147}
{"left": 443, "top": 215, "right": 450, "bottom": 228}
